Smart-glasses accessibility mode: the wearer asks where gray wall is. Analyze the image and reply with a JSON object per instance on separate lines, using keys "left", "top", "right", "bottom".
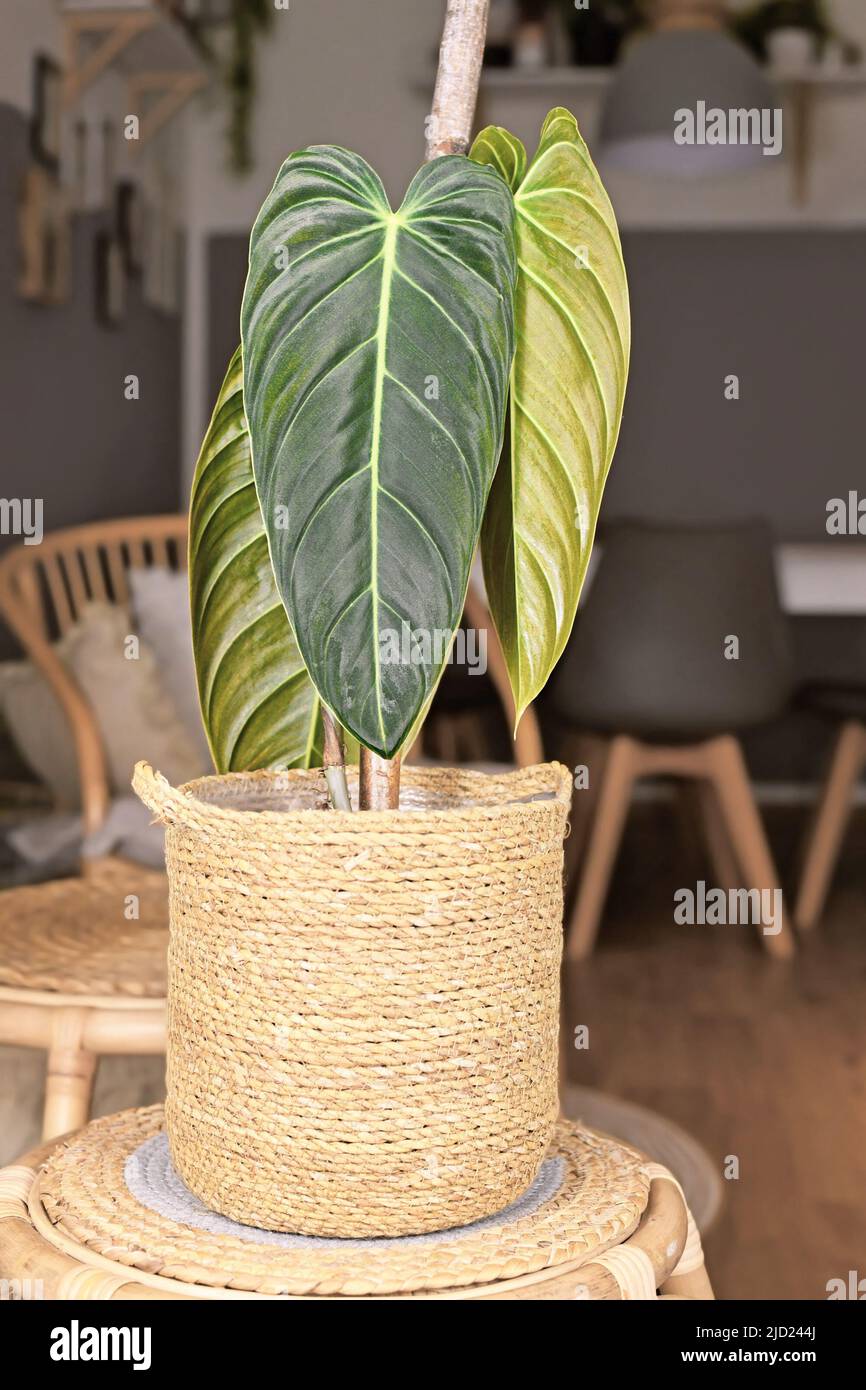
{"left": 206, "top": 227, "right": 866, "bottom": 542}
{"left": 0, "top": 102, "right": 181, "bottom": 656}
{"left": 207, "top": 235, "right": 248, "bottom": 407}
{"left": 609, "top": 230, "right": 866, "bottom": 541}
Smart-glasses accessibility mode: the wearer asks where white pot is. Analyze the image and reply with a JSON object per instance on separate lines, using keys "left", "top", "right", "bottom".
{"left": 767, "top": 27, "right": 817, "bottom": 75}
{"left": 513, "top": 21, "right": 547, "bottom": 70}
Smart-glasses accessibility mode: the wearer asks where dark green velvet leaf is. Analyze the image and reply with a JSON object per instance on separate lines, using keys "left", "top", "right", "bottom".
{"left": 241, "top": 146, "right": 516, "bottom": 757}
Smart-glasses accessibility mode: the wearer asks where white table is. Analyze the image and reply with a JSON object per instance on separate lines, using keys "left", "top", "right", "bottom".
{"left": 775, "top": 545, "right": 866, "bottom": 615}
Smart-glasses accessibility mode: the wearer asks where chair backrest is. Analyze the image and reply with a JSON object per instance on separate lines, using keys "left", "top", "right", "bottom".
{"left": 0, "top": 515, "right": 188, "bottom": 833}
{"left": 548, "top": 519, "right": 793, "bottom": 740}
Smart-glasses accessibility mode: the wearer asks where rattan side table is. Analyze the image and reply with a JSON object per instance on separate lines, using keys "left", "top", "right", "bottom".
{"left": 0, "top": 1108, "right": 713, "bottom": 1301}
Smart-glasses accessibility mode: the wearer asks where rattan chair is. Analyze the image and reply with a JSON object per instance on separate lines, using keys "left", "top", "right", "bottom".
{"left": 0, "top": 516, "right": 186, "bottom": 1138}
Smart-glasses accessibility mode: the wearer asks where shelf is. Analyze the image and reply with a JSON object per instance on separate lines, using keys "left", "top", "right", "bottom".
{"left": 479, "top": 65, "right": 613, "bottom": 91}
{"left": 772, "top": 65, "right": 866, "bottom": 89}
{"left": 476, "top": 63, "right": 866, "bottom": 93}
{"left": 473, "top": 61, "right": 866, "bottom": 206}
{"left": 61, "top": 2, "right": 205, "bottom": 104}
{"left": 60, "top": 2, "right": 207, "bottom": 148}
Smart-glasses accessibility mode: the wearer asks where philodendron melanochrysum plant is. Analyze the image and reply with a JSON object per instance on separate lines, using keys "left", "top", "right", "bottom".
{"left": 189, "top": 107, "right": 629, "bottom": 807}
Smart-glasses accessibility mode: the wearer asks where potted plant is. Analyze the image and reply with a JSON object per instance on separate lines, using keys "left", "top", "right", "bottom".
{"left": 135, "top": 0, "right": 629, "bottom": 1238}
{"left": 559, "top": 0, "right": 647, "bottom": 68}
{"left": 730, "top": 1, "right": 860, "bottom": 68}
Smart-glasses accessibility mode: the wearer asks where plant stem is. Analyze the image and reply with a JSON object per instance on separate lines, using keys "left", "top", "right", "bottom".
{"left": 359, "top": 748, "right": 402, "bottom": 810}
{"left": 359, "top": 0, "right": 489, "bottom": 811}
{"left": 425, "top": 0, "right": 490, "bottom": 159}
{"left": 321, "top": 707, "right": 352, "bottom": 811}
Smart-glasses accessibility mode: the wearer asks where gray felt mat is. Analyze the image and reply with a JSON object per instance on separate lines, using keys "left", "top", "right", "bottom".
{"left": 124, "top": 1132, "right": 567, "bottom": 1249}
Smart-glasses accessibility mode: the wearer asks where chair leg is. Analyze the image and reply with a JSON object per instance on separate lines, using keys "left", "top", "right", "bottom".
{"left": 694, "top": 779, "right": 742, "bottom": 893}
{"left": 562, "top": 732, "right": 608, "bottom": 901}
{"left": 794, "top": 720, "right": 866, "bottom": 933}
{"left": 564, "top": 735, "right": 639, "bottom": 962}
{"left": 434, "top": 715, "right": 459, "bottom": 764}
{"left": 703, "top": 736, "right": 795, "bottom": 961}
{"left": 43, "top": 1008, "right": 97, "bottom": 1140}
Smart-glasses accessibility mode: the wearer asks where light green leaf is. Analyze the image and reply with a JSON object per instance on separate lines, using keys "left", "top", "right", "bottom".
{"left": 240, "top": 146, "right": 516, "bottom": 759}
{"left": 189, "top": 347, "right": 321, "bottom": 772}
{"left": 471, "top": 108, "right": 630, "bottom": 723}
{"left": 470, "top": 125, "right": 526, "bottom": 193}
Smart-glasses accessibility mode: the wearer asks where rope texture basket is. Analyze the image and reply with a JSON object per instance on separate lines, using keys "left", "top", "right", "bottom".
{"left": 133, "top": 760, "right": 573, "bottom": 1238}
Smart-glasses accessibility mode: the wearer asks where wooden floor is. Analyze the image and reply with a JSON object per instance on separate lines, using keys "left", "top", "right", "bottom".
{"left": 561, "top": 801, "right": 866, "bottom": 1302}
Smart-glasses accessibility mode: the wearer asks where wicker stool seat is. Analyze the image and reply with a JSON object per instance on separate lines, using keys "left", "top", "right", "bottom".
{"left": 0, "top": 865, "right": 167, "bottom": 1140}
{"left": 0, "top": 863, "right": 168, "bottom": 997}
{"left": 0, "top": 1108, "right": 714, "bottom": 1300}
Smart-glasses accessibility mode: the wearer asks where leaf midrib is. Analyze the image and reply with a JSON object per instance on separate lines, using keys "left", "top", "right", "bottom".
{"left": 369, "top": 214, "right": 399, "bottom": 748}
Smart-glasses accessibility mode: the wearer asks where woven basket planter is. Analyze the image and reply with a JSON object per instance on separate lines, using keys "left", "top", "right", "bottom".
{"left": 134, "top": 760, "right": 572, "bottom": 1239}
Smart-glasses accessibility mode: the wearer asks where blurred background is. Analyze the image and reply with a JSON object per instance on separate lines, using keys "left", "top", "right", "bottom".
{"left": 0, "top": 0, "right": 864, "bottom": 1300}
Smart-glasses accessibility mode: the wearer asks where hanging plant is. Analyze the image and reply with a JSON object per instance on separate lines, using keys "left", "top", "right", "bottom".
{"left": 190, "top": 0, "right": 274, "bottom": 174}
{"left": 730, "top": 1, "right": 860, "bottom": 63}
{"left": 225, "top": 0, "right": 273, "bottom": 173}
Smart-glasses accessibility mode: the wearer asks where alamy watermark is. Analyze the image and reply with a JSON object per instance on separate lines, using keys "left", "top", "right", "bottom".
{"left": 379, "top": 620, "right": 487, "bottom": 675}
{"left": 827, "top": 1271, "right": 866, "bottom": 1299}
{"left": 826, "top": 491, "right": 866, "bottom": 535}
{"left": 0, "top": 498, "right": 42, "bottom": 545}
{"left": 674, "top": 101, "right": 783, "bottom": 158}
{"left": 674, "top": 879, "right": 783, "bottom": 937}
{"left": 1, "top": 1276, "right": 44, "bottom": 1300}
{"left": 50, "top": 1322, "right": 151, "bottom": 1370}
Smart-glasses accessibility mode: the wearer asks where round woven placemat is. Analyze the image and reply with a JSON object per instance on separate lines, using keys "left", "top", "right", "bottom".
{"left": 35, "top": 1107, "right": 650, "bottom": 1297}
{"left": 0, "top": 863, "right": 168, "bottom": 997}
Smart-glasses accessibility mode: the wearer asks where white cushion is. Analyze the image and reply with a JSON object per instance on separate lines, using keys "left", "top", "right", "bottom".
{"left": 128, "top": 566, "right": 213, "bottom": 769}
{"left": 0, "top": 660, "right": 81, "bottom": 808}
{"left": 0, "top": 601, "right": 206, "bottom": 809}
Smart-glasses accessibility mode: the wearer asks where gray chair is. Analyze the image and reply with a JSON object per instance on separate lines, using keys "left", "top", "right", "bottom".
{"left": 550, "top": 520, "right": 796, "bottom": 961}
